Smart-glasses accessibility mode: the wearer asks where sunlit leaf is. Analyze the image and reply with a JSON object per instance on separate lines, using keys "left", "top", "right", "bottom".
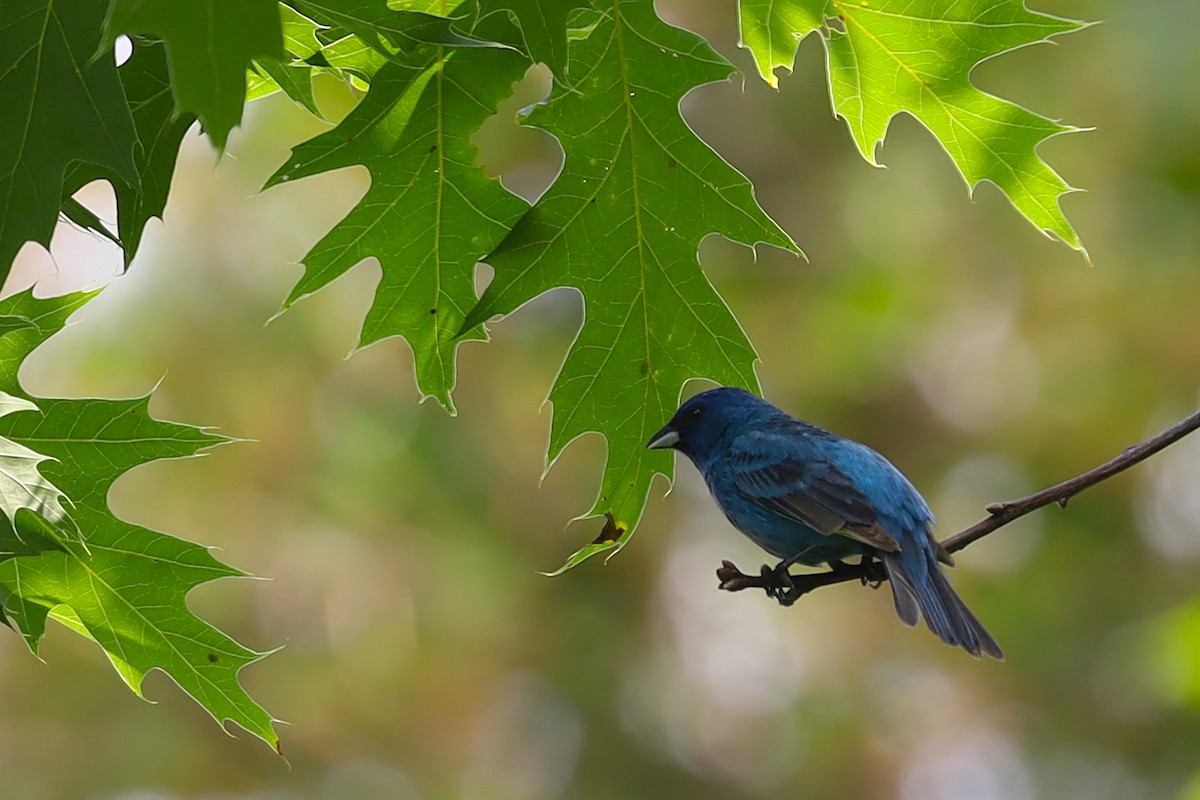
{"left": 0, "top": 291, "right": 280, "bottom": 752}
{"left": 739, "top": 0, "right": 1087, "bottom": 252}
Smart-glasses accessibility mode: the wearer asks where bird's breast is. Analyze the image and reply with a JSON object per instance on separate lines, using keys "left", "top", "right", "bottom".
{"left": 703, "top": 461, "right": 865, "bottom": 564}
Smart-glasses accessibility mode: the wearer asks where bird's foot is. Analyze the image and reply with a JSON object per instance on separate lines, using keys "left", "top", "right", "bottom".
{"left": 717, "top": 553, "right": 872, "bottom": 606}
{"left": 858, "top": 555, "right": 886, "bottom": 588}
{"left": 766, "top": 561, "right": 800, "bottom": 606}
{"left": 829, "top": 558, "right": 873, "bottom": 587}
{"left": 715, "top": 560, "right": 797, "bottom": 605}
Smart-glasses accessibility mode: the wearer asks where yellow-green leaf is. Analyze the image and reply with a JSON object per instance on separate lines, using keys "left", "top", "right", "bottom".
{"left": 740, "top": 0, "right": 1088, "bottom": 253}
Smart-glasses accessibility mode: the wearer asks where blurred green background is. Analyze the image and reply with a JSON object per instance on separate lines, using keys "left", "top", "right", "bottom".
{"left": 3, "top": 0, "right": 1199, "bottom": 797}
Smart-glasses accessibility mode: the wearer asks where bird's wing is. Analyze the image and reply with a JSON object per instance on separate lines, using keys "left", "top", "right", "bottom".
{"left": 729, "top": 425, "right": 901, "bottom": 553}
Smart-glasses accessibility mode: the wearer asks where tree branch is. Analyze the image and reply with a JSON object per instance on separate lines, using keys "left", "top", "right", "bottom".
{"left": 716, "top": 408, "right": 1200, "bottom": 603}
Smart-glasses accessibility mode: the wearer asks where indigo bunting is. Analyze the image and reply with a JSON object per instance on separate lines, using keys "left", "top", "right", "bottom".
{"left": 647, "top": 387, "right": 1002, "bottom": 659}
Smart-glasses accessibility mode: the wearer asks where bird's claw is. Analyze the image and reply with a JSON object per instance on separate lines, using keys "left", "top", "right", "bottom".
{"left": 716, "top": 559, "right": 797, "bottom": 605}
{"left": 765, "top": 563, "right": 799, "bottom": 606}
{"left": 719, "top": 558, "right": 873, "bottom": 608}
{"left": 858, "top": 555, "right": 886, "bottom": 588}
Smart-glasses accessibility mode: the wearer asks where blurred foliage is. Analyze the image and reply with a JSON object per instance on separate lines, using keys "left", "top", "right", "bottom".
{"left": 0, "top": 0, "right": 1198, "bottom": 798}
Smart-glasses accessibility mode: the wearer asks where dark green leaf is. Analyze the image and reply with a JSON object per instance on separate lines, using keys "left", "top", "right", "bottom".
{"left": 249, "top": 4, "right": 328, "bottom": 117}
{"left": 266, "top": 45, "right": 530, "bottom": 411}
{"left": 289, "top": 0, "right": 480, "bottom": 59}
{"left": 475, "top": 0, "right": 591, "bottom": 78}
{"left": 463, "top": 0, "right": 797, "bottom": 569}
{"left": 62, "top": 40, "right": 196, "bottom": 268}
{"left": 59, "top": 197, "right": 121, "bottom": 248}
{"left": 254, "top": 58, "right": 324, "bottom": 116}
{"left": 0, "top": 317, "right": 33, "bottom": 338}
{"left": 102, "top": 0, "right": 284, "bottom": 151}
{"left": 0, "top": 0, "right": 138, "bottom": 280}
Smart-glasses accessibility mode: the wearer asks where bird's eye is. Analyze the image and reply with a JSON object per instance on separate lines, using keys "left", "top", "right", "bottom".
{"left": 690, "top": 407, "right": 703, "bottom": 417}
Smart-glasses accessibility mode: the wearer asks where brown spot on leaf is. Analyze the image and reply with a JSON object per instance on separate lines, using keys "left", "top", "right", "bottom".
{"left": 591, "top": 512, "right": 625, "bottom": 545}
{"left": 207, "top": 652, "right": 219, "bottom": 663}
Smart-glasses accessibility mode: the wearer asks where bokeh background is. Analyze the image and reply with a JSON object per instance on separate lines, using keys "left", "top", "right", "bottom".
{"left": 3, "top": 0, "right": 1199, "bottom": 797}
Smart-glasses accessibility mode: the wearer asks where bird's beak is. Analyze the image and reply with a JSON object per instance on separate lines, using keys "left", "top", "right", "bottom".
{"left": 646, "top": 424, "right": 680, "bottom": 450}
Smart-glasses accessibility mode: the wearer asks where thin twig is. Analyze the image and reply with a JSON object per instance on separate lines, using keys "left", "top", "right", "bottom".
{"left": 717, "top": 408, "right": 1200, "bottom": 601}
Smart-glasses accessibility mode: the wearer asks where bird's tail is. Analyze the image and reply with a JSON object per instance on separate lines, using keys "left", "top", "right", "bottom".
{"left": 881, "top": 550, "right": 1004, "bottom": 660}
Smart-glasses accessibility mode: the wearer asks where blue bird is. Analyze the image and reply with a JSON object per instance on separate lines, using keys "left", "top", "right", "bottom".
{"left": 647, "top": 386, "right": 1002, "bottom": 659}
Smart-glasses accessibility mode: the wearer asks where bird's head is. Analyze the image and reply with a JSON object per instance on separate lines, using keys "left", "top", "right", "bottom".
{"left": 646, "top": 386, "right": 773, "bottom": 461}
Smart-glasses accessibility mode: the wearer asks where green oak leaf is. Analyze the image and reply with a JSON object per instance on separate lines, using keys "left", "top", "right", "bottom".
{"left": 738, "top": 0, "right": 824, "bottom": 89}
{"left": 102, "top": 0, "right": 284, "bottom": 151}
{"left": 266, "top": 45, "right": 530, "bottom": 411}
{"left": 280, "top": 2, "right": 326, "bottom": 59}
{"left": 0, "top": 392, "right": 76, "bottom": 547}
{"left": 0, "top": 0, "right": 139, "bottom": 281}
{"left": 60, "top": 196, "right": 122, "bottom": 249}
{"left": 63, "top": 39, "right": 196, "bottom": 268}
{"left": 475, "top": 0, "right": 592, "bottom": 79}
{"left": 739, "top": 0, "right": 1087, "bottom": 253}
{"left": 288, "top": 0, "right": 480, "bottom": 58}
{"left": 246, "top": 67, "right": 284, "bottom": 104}
{"left": 318, "top": 32, "right": 392, "bottom": 78}
{"left": 462, "top": 0, "right": 798, "bottom": 569}
{"left": 0, "top": 291, "right": 280, "bottom": 752}
{"left": 0, "top": 317, "right": 33, "bottom": 338}
{"left": 251, "top": 5, "right": 329, "bottom": 117}
{"left": 253, "top": 58, "right": 324, "bottom": 117}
